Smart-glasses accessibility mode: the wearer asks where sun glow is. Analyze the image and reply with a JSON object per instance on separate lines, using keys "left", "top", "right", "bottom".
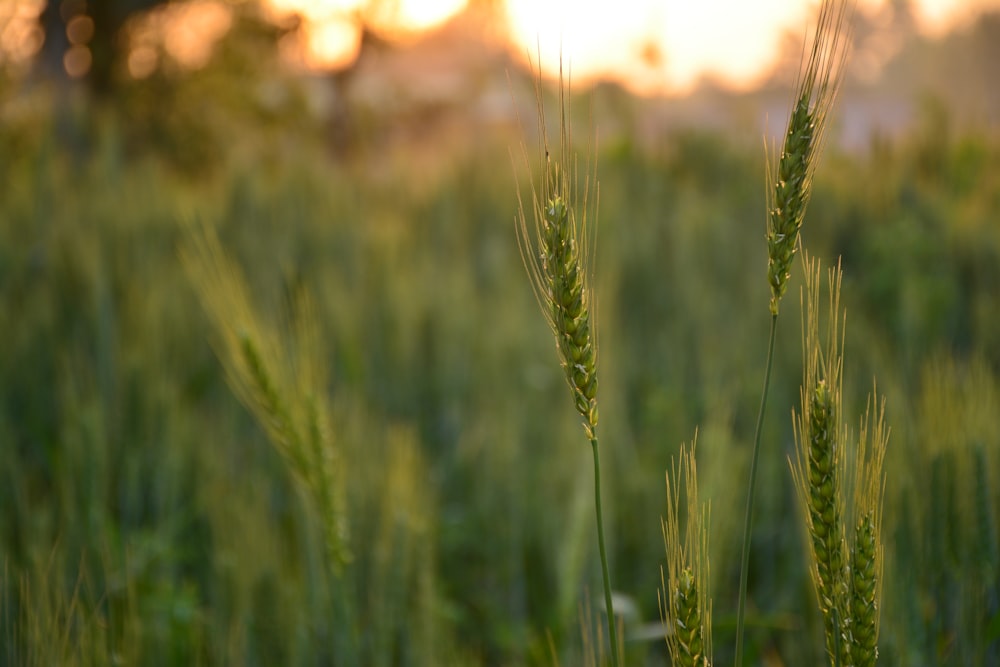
{"left": 503, "top": 0, "right": 818, "bottom": 94}
{"left": 0, "top": 0, "right": 45, "bottom": 68}
{"left": 267, "top": 0, "right": 468, "bottom": 69}
{"left": 260, "top": 0, "right": 1000, "bottom": 95}
{"left": 125, "top": 0, "right": 232, "bottom": 78}
{"left": 502, "top": 0, "right": 1000, "bottom": 94}
{"left": 911, "top": 0, "right": 1000, "bottom": 35}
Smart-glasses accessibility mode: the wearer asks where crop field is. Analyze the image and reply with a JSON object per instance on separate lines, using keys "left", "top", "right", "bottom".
{"left": 2, "top": 3, "right": 1000, "bottom": 665}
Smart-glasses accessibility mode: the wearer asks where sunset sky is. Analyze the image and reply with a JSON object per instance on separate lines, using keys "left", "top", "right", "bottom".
{"left": 266, "top": 0, "right": 1000, "bottom": 94}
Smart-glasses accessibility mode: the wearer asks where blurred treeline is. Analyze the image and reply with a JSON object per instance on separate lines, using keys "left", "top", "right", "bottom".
{"left": 2, "top": 2, "right": 1000, "bottom": 666}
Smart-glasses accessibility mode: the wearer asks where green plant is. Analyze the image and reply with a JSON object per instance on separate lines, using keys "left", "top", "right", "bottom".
{"left": 790, "top": 257, "right": 888, "bottom": 666}
{"left": 180, "top": 221, "right": 350, "bottom": 576}
{"left": 734, "top": 0, "right": 853, "bottom": 662}
{"left": 795, "top": 257, "right": 850, "bottom": 664}
{"left": 514, "top": 71, "right": 619, "bottom": 666}
{"left": 179, "top": 219, "right": 377, "bottom": 665}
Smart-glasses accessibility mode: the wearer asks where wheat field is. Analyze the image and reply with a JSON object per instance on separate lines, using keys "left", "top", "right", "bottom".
{"left": 2, "top": 6, "right": 1000, "bottom": 665}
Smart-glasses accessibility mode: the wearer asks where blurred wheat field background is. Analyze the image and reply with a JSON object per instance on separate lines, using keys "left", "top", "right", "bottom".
{"left": 2, "top": 1, "right": 1000, "bottom": 665}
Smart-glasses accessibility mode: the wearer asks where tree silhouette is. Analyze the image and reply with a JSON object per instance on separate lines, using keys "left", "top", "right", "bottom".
{"left": 38, "top": 0, "right": 165, "bottom": 95}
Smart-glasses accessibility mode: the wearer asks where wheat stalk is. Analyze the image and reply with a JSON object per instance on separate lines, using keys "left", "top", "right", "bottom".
{"left": 736, "top": 4, "right": 855, "bottom": 661}
{"left": 514, "top": 65, "right": 620, "bottom": 666}
{"left": 790, "top": 256, "right": 852, "bottom": 665}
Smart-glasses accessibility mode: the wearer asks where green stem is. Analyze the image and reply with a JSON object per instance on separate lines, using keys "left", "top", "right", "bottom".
{"left": 591, "top": 435, "right": 621, "bottom": 667}
{"left": 734, "top": 314, "right": 778, "bottom": 666}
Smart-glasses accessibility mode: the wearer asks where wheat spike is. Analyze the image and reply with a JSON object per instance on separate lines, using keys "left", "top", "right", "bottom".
{"left": 514, "top": 65, "right": 621, "bottom": 667}
{"left": 660, "top": 440, "right": 712, "bottom": 667}
{"left": 791, "top": 256, "right": 852, "bottom": 665}
{"left": 767, "top": 0, "right": 853, "bottom": 315}
{"left": 850, "top": 512, "right": 878, "bottom": 667}
{"left": 515, "top": 69, "right": 599, "bottom": 438}
{"left": 850, "top": 392, "right": 889, "bottom": 666}
{"left": 181, "top": 220, "right": 350, "bottom": 571}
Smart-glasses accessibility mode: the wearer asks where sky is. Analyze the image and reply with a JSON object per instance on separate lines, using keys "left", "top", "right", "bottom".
{"left": 1, "top": 0, "right": 997, "bottom": 93}
{"left": 266, "top": 0, "right": 1000, "bottom": 94}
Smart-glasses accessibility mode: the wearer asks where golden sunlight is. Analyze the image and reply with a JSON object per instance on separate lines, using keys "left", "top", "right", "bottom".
{"left": 126, "top": 0, "right": 232, "bottom": 78}
{"left": 914, "top": 0, "right": 1000, "bottom": 35}
{"left": 503, "top": 0, "right": 814, "bottom": 94}
{"left": 0, "top": 0, "right": 45, "bottom": 67}
{"left": 502, "top": 0, "right": 1000, "bottom": 94}
{"left": 267, "top": 0, "right": 467, "bottom": 69}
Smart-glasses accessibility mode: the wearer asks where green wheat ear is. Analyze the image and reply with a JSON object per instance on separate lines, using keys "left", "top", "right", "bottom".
{"left": 181, "top": 220, "right": 350, "bottom": 573}
{"left": 850, "top": 393, "right": 889, "bottom": 667}
{"left": 766, "top": 0, "right": 852, "bottom": 315}
{"left": 791, "top": 256, "right": 851, "bottom": 665}
{"left": 660, "top": 439, "right": 712, "bottom": 667}
{"left": 791, "top": 256, "right": 889, "bottom": 666}
{"left": 515, "top": 73, "right": 599, "bottom": 440}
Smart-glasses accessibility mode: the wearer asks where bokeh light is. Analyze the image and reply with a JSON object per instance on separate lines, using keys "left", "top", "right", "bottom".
{"left": 267, "top": 0, "right": 468, "bottom": 70}
{"left": 63, "top": 43, "right": 90, "bottom": 77}
{"left": 125, "top": 0, "right": 233, "bottom": 78}
{"left": 0, "top": 0, "right": 45, "bottom": 68}
{"left": 66, "top": 14, "right": 94, "bottom": 46}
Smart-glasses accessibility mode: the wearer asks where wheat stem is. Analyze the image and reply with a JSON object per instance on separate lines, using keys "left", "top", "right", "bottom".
{"left": 738, "top": 2, "right": 853, "bottom": 661}
{"left": 734, "top": 313, "right": 777, "bottom": 666}
{"left": 591, "top": 434, "right": 621, "bottom": 667}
